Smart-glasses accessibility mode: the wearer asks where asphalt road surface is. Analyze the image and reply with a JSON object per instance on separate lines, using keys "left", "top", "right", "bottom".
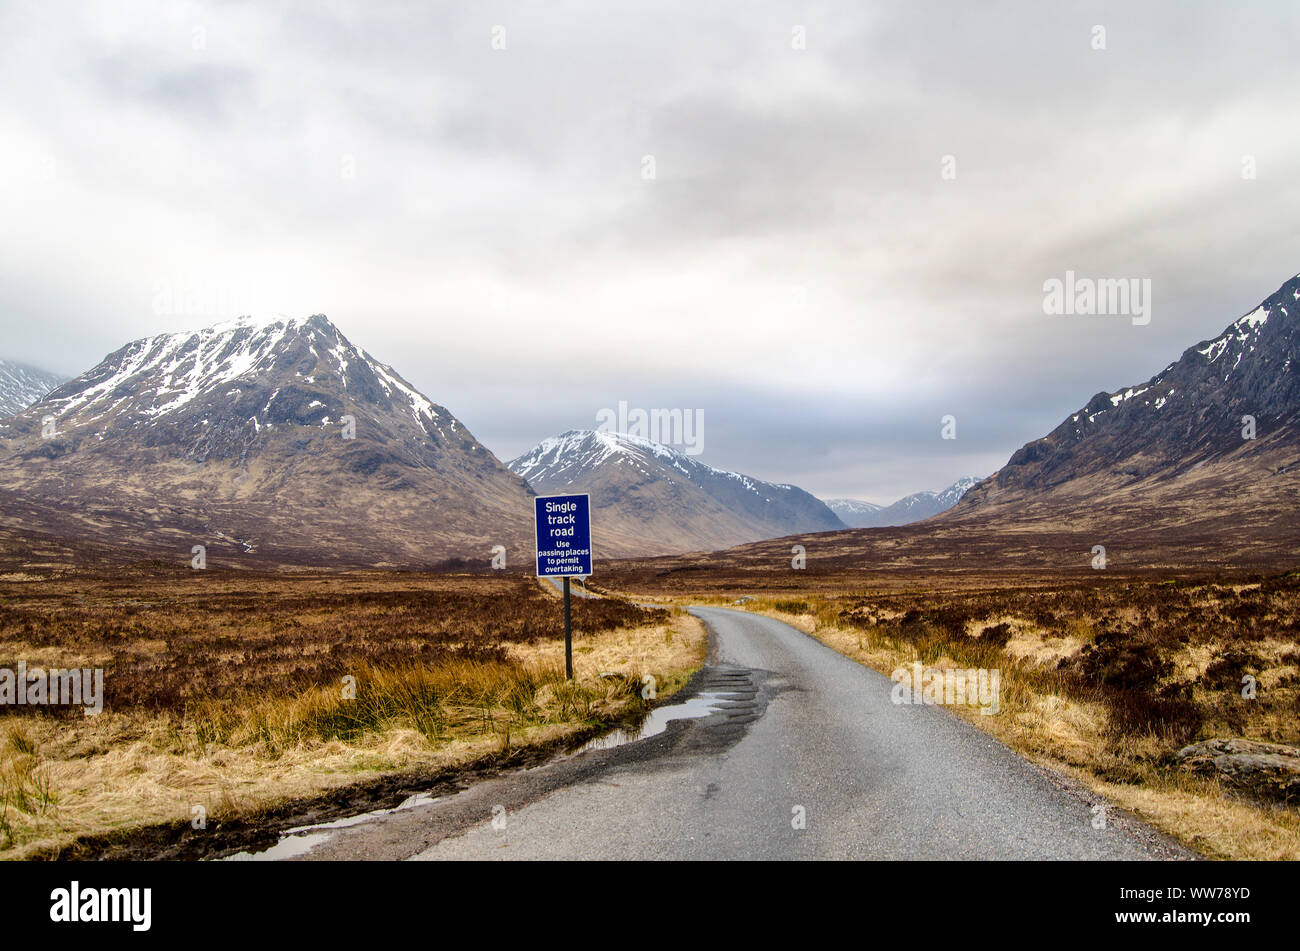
{"left": 285, "top": 606, "right": 1190, "bottom": 861}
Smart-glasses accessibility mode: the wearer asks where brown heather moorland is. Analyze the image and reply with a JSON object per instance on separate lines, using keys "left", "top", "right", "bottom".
{"left": 0, "top": 567, "right": 705, "bottom": 858}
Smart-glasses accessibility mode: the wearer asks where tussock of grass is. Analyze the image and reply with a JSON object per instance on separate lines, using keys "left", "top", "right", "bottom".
{"left": 188, "top": 658, "right": 598, "bottom": 756}
{"left": 0, "top": 726, "right": 57, "bottom": 850}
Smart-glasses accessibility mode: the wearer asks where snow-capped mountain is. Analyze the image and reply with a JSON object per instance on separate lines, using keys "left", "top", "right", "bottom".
{"left": 955, "top": 271, "right": 1300, "bottom": 523}
{"left": 826, "top": 477, "right": 979, "bottom": 528}
{"left": 509, "top": 429, "right": 845, "bottom": 556}
{"left": 0, "top": 314, "right": 534, "bottom": 566}
{"left": 0, "top": 359, "right": 64, "bottom": 418}
{"left": 934, "top": 476, "right": 981, "bottom": 507}
{"left": 822, "top": 498, "right": 883, "bottom": 525}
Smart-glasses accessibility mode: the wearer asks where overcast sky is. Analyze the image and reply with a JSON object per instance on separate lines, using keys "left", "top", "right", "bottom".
{"left": 2, "top": 1, "right": 1298, "bottom": 503}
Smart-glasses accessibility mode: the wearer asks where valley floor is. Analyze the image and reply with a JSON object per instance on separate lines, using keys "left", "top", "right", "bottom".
{"left": 3, "top": 555, "right": 1297, "bottom": 861}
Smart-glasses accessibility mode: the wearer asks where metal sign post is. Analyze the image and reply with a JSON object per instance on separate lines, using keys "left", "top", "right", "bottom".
{"left": 563, "top": 577, "right": 573, "bottom": 679}
{"left": 534, "top": 494, "right": 593, "bottom": 680}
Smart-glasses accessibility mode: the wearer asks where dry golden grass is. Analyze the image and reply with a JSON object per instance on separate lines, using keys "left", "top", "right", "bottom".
{"left": 1089, "top": 773, "right": 1300, "bottom": 861}
{"left": 0, "top": 572, "right": 707, "bottom": 859}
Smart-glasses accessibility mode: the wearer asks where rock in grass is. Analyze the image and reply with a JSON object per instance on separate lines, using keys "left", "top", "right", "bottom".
{"left": 1175, "top": 738, "right": 1300, "bottom": 803}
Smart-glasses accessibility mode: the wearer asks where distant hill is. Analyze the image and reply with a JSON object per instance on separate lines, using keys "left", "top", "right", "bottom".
{"left": 821, "top": 498, "right": 883, "bottom": 526}
{"left": 825, "top": 477, "right": 979, "bottom": 527}
{"left": 509, "top": 429, "right": 845, "bottom": 556}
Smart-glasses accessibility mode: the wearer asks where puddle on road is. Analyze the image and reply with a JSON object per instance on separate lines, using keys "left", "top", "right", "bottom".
{"left": 224, "top": 689, "right": 732, "bottom": 860}
{"left": 224, "top": 831, "right": 333, "bottom": 862}
{"left": 572, "top": 690, "right": 729, "bottom": 753}
{"left": 222, "top": 791, "right": 440, "bottom": 861}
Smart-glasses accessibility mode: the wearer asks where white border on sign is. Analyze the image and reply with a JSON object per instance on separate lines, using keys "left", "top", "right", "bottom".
{"left": 533, "top": 492, "right": 593, "bottom": 578}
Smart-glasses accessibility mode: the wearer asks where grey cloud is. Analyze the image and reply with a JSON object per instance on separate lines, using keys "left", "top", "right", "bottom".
{"left": 93, "top": 50, "right": 254, "bottom": 121}
{"left": 1, "top": 0, "right": 1298, "bottom": 505}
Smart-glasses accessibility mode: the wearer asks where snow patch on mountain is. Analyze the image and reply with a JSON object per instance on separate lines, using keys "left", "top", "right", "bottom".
{"left": 823, "top": 498, "right": 883, "bottom": 516}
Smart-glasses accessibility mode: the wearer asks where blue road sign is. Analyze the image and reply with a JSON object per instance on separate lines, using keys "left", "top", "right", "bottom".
{"left": 534, "top": 494, "right": 592, "bottom": 577}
